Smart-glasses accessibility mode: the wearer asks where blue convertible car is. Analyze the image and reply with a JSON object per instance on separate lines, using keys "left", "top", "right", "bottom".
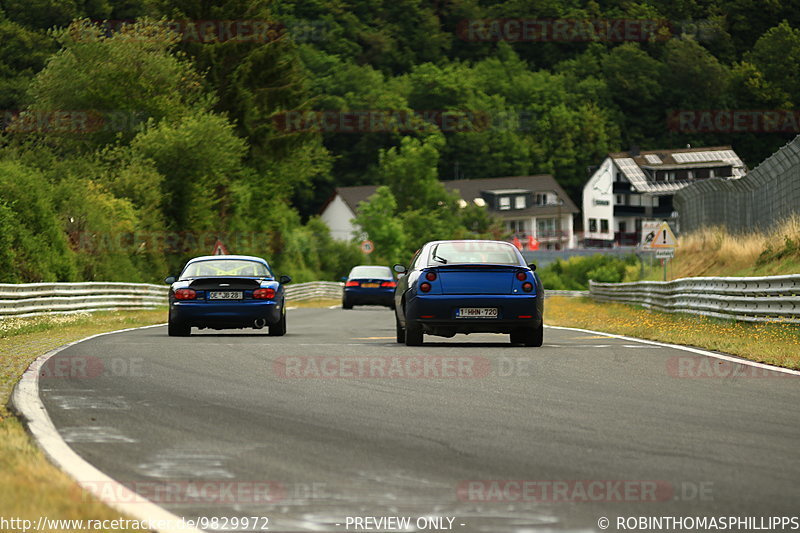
{"left": 393, "top": 240, "right": 544, "bottom": 347}
{"left": 165, "top": 255, "right": 291, "bottom": 337}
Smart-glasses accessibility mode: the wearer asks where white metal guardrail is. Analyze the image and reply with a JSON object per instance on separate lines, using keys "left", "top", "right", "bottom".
{"left": 0, "top": 282, "right": 168, "bottom": 319}
{"left": 590, "top": 275, "right": 800, "bottom": 323}
{"left": 285, "top": 281, "right": 344, "bottom": 301}
{"left": 0, "top": 281, "right": 585, "bottom": 318}
{"left": 284, "top": 284, "right": 586, "bottom": 301}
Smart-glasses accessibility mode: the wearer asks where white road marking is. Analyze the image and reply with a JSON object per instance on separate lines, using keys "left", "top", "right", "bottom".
{"left": 138, "top": 450, "right": 235, "bottom": 479}
{"left": 61, "top": 426, "right": 137, "bottom": 443}
{"left": 545, "top": 325, "right": 800, "bottom": 376}
{"left": 50, "top": 395, "right": 130, "bottom": 410}
{"left": 11, "top": 323, "right": 205, "bottom": 533}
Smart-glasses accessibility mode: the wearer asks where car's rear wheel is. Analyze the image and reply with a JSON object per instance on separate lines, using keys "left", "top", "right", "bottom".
{"left": 511, "top": 322, "right": 543, "bottom": 347}
{"left": 395, "top": 315, "right": 405, "bottom": 344}
{"left": 404, "top": 319, "right": 423, "bottom": 346}
{"left": 342, "top": 297, "right": 353, "bottom": 309}
{"left": 269, "top": 309, "right": 287, "bottom": 336}
{"left": 168, "top": 319, "right": 190, "bottom": 337}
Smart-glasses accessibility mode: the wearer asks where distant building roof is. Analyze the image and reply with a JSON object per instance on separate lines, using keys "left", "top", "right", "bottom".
{"left": 327, "top": 175, "right": 579, "bottom": 216}
{"left": 608, "top": 145, "right": 746, "bottom": 194}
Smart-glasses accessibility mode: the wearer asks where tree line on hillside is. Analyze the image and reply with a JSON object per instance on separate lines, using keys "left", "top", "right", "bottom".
{"left": 0, "top": 0, "right": 799, "bottom": 281}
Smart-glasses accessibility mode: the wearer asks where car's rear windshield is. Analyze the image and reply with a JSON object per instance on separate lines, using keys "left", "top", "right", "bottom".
{"left": 428, "top": 242, "right": 520, "bottom": 266}
{"left": 348, "top": 266, "right": 392, "bottom": 279}
{"left": 181, "top": 259, "right": 271, "bottom": 278}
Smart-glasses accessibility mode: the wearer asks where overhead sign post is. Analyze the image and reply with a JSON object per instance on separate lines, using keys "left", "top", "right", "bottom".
{"left": 640, "top": 221, "right": 677, "bottom": 281}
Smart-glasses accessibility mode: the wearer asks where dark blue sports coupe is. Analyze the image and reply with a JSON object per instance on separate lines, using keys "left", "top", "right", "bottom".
{"left": 165, "top": 255, "right": 291, "bottom": 337}
{"left": 393, "top": 240, "right": 544, "bottom": 346}
{"left": 342, "top": 265, "right": 396, "bottom": 309}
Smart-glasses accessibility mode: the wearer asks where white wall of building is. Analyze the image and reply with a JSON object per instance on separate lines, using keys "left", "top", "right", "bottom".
{"left": 320, "top": 194, "right": 357, "bottom": 241}
{"left": 582, "top": 157, "right": 615, "bottom": 242}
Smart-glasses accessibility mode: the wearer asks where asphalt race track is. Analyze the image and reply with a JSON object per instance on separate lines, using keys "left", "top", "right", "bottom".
{"left": 37, "top": 307, "right": 800, "bottom": 532}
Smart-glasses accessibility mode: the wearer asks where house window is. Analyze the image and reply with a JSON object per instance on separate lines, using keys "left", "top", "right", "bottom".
{"left": 514, "top": 195, "right": 526, "bottom": 209}
{"left": 687, "top": 170, "right": 694, "bottom": 179}
{"left": 615, "top": 171, "right": 624, "bottom": 182}
{"left": 589, "top": 218, "right": 598, "bottom": 232}
{"left": 507, "top": 220, "right": 525, "bottom": 233}
{"left": 499, "top": 196, "right": 511, "bottom": 210}
{"left": 535, "top": 193, "right": 546, "bottom": 206}
{"left": 652, "top": 196, "right": 659, "bottom": 207}
{"left": 618, "top": 221, "right": 627, "bottom": 233}
{"left": 629, "top": 195, "right": 641, "bottom": 207}
{"left": 537, "top": 218, "right": 556, "bottom": 238}
{"left": 615, "top": 195, "right": 625, "bottom": 205}
{"left": 709, "top": 168, "right": 715, "bottom": 178}
{"left": 600, "top": 219, "right": 609, "bottom": 233}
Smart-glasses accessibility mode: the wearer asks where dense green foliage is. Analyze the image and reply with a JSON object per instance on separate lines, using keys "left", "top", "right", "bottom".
{"left": 538, "top": 254, "right": 641, "bottom": 290}
{"left": 0, "top": 1, "right": 798, "bottom": 281}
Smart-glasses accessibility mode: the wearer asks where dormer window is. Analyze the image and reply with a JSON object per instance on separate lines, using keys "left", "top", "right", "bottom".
{"left": 499, "top": 197, "right": 511, "bottom": 210}
{"left": 514, "top": 195, "right": 526, "bottom": 209}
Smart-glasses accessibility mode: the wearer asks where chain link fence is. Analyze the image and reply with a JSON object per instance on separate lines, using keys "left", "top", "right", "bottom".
{"left": 675, "top": 134, "right": 800, "bottom": 233}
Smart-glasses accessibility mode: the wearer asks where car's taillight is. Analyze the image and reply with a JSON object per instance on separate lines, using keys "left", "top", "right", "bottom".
{"left": 516, "top": 271, "right": 527, "bottom": 281}
{"left": 425, "top": 271, "right": 437, "bottom": 281}
{"left": 174, "top": 288, "right": 196, "bottom": 300}
{"left": 381, "top": 281, "right": 397, "bottom": 288}
{"left": 253, "top": 288, "right": 276, "bottom": 299}
{"left": 522, "top": 282, "right": 533, "bottom": 292}
{"left": 345, "top": 281, "right": 360, "bottom": 287}
{"left": 419, "top": 282, "right": 432, "bottom": 293}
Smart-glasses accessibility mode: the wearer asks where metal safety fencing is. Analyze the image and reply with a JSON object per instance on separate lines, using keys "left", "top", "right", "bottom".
{"left": 0, "top": 281, "right": 587, "bottom": 318}
{"left": 285, "top": 282, "right": 344, "bottom": 301}
{"left": 589, "top": 275, "right": 800, "bottom": 323}
{"left": 0, "top": 282, "right": 168, "bottom": 319}
{"left": 675, "top": 134, "right": 800, "bottom": 234}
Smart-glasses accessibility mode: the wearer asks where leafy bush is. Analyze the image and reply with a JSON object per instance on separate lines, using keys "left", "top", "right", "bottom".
{"left": 538, "top": 254, "right": 639, "bottom": 291}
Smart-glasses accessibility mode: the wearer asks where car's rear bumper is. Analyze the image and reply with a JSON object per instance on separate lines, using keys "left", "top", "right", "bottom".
{"left": 343, "top": 288, "right": 394, "bottom": 306}
{"left": 170, "top": 299, "right": 282, "bottom": 328}
{"left": 406, "top": 293, "right": 542, "bottom": 333}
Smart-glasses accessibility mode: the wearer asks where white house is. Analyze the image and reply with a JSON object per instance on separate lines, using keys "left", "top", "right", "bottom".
{"left": 320, "top": 175, "right": 580, "bottom": 249}
{"left": 582, "top": 146, "right": 746, "bottom": 247}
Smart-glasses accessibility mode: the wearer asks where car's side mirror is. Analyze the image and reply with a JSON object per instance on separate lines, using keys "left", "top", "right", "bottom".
{"left": 527, "top": 263, "right": 537, "bottom": 272}
{"left": 165, "top": 276, "right": 176, "bottom": 284}
{"left": 279, "top": 275, "right": 292, "bottom": 284}
{"left": 393, "top": 264, "right": 407, "bottom": 274}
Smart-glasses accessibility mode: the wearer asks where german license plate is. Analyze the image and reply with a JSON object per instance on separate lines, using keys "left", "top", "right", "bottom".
{"left": 456, "top": 307, "right": 498, "bottom": 318}
{"left": 362, "top": 283, "right": 380, "bottom": 288}
{"left": 209, "top": 291, "right": 242, "bottom": 300}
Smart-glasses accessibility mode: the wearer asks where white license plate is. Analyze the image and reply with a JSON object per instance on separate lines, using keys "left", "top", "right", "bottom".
{"left": 209, "top": 291, "right": 242, "bottom": 300}
{"left": 456, "top": 307, "right": 498, "bottom": 318}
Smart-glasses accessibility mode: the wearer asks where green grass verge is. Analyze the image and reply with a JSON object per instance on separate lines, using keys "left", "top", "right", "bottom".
{"left": 1, "top": 309, "right": 167, "bottom": 532}
{"left": 545, "top": 296, "right": 800, "bottom": 370}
